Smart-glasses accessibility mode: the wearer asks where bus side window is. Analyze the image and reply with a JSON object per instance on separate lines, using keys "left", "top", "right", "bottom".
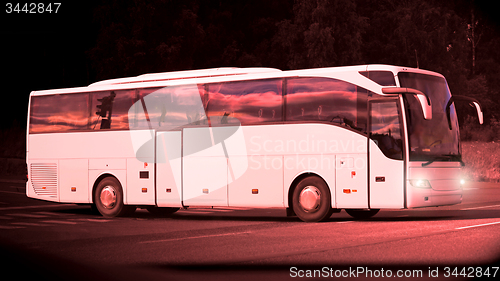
{"left": 91, "top": 90, "right": 135, "bottom": 130}
{"left": 136, "top": 85, "right": 207, "bottom": 130}
{"left": 205, "top": 79, "right": 282, "bottom": 125}
{"left": 370, "top": 101, "right": 403, "bottom": 160}
{"left": 286, "top": 77, "right": 367, "bottom": 133}
{"left": 29, "top": 93, "right": 90, "bottom": 133}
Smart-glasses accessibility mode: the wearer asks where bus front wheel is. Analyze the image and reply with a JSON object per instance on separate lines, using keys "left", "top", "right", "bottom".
{"left": 94, "top": 177, "right": 135, "bottom": 217}
{"left": 292, "top": 176, "right": 333, "bottom": 222}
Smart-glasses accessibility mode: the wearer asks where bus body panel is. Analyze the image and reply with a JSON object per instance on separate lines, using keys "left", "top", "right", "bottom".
{"left": 59, "top": 159, "right": 89, "bottom": 203}
{"left": 28, "top": 131, "right": 136, "bottom": 159}
{"left": 243, "top": 124, "right": 367, "bottom": 209}
{"left": 229, "top": 155, "right": 284, "bottom": 207}
{"left": 27, "top": 131, "right": 148, "bottom": 205}
{"left": 179, "top": 123, "right": 368, "bottom": 209}
{"left": 126, "top": 157, "right": 155, "bottom": 205}
{"left": 335, "top": 153, "right": 368, "bottom": 209}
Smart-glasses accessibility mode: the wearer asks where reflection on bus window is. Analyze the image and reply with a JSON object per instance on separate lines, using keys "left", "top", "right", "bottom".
{"left": 205, "top": 79, "right": 282, "bottom": 125}
{"left": 134, "top": 85, "right": 208, "bottom": 130}
{"left": 286, "top": 77, "right": 368, "bottom": 134}
{"left": 91, "top": 90, "right": 135, "bottom": 130}
{"left": 370, "top": 101, "right": 403, "bottom": 160}
{"left": 30, "top": 93, "right": 90, "bottom": 133}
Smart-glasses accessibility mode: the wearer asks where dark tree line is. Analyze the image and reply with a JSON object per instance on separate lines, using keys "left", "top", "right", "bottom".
{"left": 1, "top": 0, "right": 499, "bottom": 164}
{"left": 87, "top": 0, "right": 500, "bottom": 125}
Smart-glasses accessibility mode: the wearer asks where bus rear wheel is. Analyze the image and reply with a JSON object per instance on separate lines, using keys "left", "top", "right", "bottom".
{"left": 292, "top": 176, "right": 333, "bottom": 222}
{"left": 94, "top": 177, "right": 135, "bottom": 217}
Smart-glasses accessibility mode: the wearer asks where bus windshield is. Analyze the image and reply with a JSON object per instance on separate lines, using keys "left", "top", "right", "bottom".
{"left": 398, "top": 72, "right": 460, "bottom": 161}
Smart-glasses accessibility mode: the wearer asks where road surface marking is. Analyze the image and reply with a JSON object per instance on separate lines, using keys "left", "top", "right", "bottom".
{"left": 337, "top": 221, "right": 354, "bottom": 224}
{"left": 180, "top": 210, "right": 215, "bottom": 214}
{"left": 11, "top": 222, "right": 50, "bottom": 227}
{"left": 182, "top": 208, "right": 233, "bottom": 212}
{"left": 0, "top": 204, "right": 78, "bottom": 211}
{"left": 41, "top": 220, "right": 79, "bottom": 225}
{"left": 34, "top": 211, "right": 74, "bottom": 216}
{"left": 0, "top": 190, "right": 24, "bottom": 195}
{"left": 71, "top": 218, "right": 112, "bottom": 222}
{"left": 461, "top": 204, "right": 500, "bottom": 210}
{"left": 140, "top": 231, "right": 253, "bottom": 244}
{"left": 0, "top": 225, "right": 24, "bottom": 230}
{"left": 456, "top": 221, "right": 500, "bottom": 230}
{"left": 9, "top": 213, "right": 48, "bottom": 218}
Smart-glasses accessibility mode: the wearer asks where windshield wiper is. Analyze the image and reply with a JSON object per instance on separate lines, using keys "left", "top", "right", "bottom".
{"left": 422, "top": 156, "right": 449, "bottom": 167}
{"left": 421, "top": 154, "right": 464, "bottom": 167}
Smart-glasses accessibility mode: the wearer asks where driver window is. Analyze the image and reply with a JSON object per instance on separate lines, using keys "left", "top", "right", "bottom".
{"left": 370, "top": 101, "right": 403, "bottom": 160}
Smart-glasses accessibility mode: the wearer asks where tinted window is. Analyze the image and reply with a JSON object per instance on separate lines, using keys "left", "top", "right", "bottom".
{"left": 286, "top": 77, "right": 367, "bottom": 133}
{"left": 370, "top": 101, "right": 403, "bottom": 160}
{"left": 136, "top": 85, "right": 208, "bottom": 130}
{"left": 205, "top": 79, "right": 282, "bottom": 125}
{"left": 91, "top": 90, "right": 136, "bottom": 130}
{"left": 30, "top": 93, "right": 90, "bottom": 133}
{"left": 398, "top": 72, "right": 459, "bottom": 160}
{"left": 359, "top": 71, "right": 396, "bottom": 86}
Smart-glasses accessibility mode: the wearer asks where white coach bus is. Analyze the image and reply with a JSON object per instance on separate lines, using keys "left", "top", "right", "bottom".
{"left": 26, "top": 65, "right": 483, "bottom": 222}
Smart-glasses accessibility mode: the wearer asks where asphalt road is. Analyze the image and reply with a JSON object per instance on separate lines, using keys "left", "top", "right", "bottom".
{"left": 1, "top": 179, "right": 499, "bottom": 281}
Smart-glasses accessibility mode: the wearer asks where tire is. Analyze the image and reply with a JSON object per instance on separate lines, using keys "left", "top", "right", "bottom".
{"left": 94, "top": 177, "right": 135, "bottom": 217}
{"left": 345, "top": 209, "right": 380, "bottom": 219}
{"left": 146, "top": 206, "right": 180, "bottom": 216}
{"left": 292, "top": 176, "right": 333, "bottom": 222}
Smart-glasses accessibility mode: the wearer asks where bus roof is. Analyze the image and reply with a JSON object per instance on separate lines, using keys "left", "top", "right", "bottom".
{"left": 30, "top": 65, "right": 445, "bottom": 96}
{"left": 88, "top": 67, "right": 282, "bottom": 87}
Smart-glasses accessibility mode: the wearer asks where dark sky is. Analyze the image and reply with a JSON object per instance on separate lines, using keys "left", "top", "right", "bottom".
{"left": 2, "top": 2, "right": 99, "bottom": 129}
{"left": 2, "top": 1, "right": 499, "bottom": 130}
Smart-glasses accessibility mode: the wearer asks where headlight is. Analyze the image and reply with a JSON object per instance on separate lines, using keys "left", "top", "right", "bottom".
{"left": 409, "top": 179, "right": 431, "bottom": 188}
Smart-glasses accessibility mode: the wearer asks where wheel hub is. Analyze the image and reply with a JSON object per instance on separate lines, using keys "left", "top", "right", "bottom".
{"left": 299, "top": 185, "right": 321, "bottom": 212}
{"left": 100, "top": 186, "right": 117, "bottom": 209}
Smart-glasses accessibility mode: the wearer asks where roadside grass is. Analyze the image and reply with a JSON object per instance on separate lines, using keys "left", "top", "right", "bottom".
{"left": 462, "top": 141, "right": 500, "bottom": 182}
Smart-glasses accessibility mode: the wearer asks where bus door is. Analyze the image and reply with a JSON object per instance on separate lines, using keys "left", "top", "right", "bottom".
{"left": 368, "top": 99, "right": 405, "bottom": 209}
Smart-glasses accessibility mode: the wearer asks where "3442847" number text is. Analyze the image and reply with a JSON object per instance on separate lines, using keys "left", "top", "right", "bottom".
{"left": 5, "top": 3, "right": 61, "bottom": 14}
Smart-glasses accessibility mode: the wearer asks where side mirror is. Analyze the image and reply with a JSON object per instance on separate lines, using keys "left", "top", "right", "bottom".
{"left": 445, "top": 95, "right": 483, "bottom": 130}
{"left": 382, "top": 87, "right": 432, "bottom": 120}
